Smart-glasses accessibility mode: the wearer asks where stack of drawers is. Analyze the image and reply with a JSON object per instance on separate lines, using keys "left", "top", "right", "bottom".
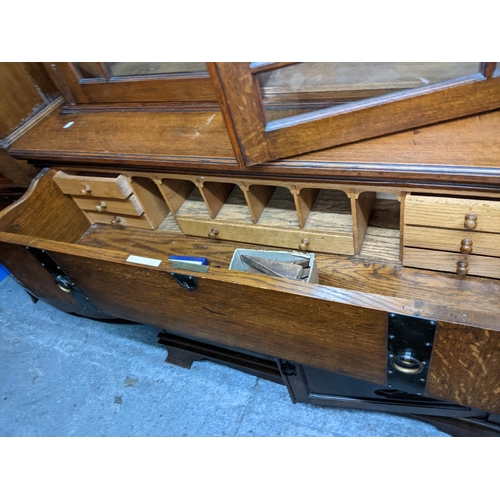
{"left": 53, "top": 171, "right": 166, "bottom": 230}
{"left": 403, "top": 194, "right": 500, "bottom": 279}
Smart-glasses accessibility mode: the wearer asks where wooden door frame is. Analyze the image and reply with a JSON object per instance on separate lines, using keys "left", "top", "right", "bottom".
{"left": 207, "top": 62, "right": 500, "bottom": 167}
{"left": 46, "top": 63, "right": 217, "bottom": 105}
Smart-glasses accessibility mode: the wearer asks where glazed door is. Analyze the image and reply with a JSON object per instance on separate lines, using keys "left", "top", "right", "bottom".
{"left": 47, "top": 62, "right": 217, "bottom": 105}
{"left": 207, "top": 62, "right": 500, "bottom": 166}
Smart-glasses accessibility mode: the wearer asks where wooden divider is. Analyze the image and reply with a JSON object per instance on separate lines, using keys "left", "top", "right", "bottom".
{"left": 242, "top": 184, "right": 276, "bottom": 223}
{"left": 293, "top": 187, "right": 320, "bottom": 228}
{"left": 157, "top": 178, "right": 195, "bottom": 214}
{"left": 199, "top": 182, "right": 235, "bottom": 219}
{"left": 148, "top": 174, "right": 403, "bottom": 258}
{"left": 352, "top": 191, "right": 377, "bottom": 254}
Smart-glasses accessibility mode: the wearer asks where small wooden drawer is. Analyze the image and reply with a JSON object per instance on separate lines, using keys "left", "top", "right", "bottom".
{"left": 403, "top": 248, "right": 500, "bottom": 280}
{"left": 404, "top": 226, "right": 500, "bottom": 258}
{"left": 176, "top": 217, "right": 355, "bottom": 255}
{"left": 72, "top": 194, "right": 144, "bottom": 216}
{"left": 53, "top": 171, "right": 133, "bottom": 199}
{"left": 405, "top": 195, "right": 500, "bottom": 233}
{"left": 86, "top": 212, "right": 155, "bottom": 230}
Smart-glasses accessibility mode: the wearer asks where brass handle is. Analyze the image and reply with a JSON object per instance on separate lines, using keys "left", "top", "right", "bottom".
{"left": 457, "top": 259, "right": 468, "bottom": 276}
{"left": 464, "top": 213, "right": 477, "bottom": 230}
{"left": 299, "top": 238, "right": 310, "bottom": 251}
{"left": 209, "top": 227, "right": 219, "bottom": 239}
{"left": 81, "top": 185, "right": 92, "bottom": 195}
{"left": 111, "top": 216, "right": 121, "bottom": 225}
{"left": 460, "top": 238, "right": 473, "bottom": 254}
{"left": 95, "top": 201, "right": 107, "bottom": 212}
{"left": 55, "top": 275, "right": 73, "bottom": 293}
{"left": 390, "top": 349, "right": 424, "bottom": 375}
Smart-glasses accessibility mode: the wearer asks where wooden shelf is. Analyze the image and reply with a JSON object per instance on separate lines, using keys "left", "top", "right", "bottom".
{"left": 8, "top": 107, "right": 500, "bottom": 187}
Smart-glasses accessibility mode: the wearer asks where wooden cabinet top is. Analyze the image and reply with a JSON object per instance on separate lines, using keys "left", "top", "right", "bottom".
{"left": 9, "top": 106, "right": 500, "bottom": 188}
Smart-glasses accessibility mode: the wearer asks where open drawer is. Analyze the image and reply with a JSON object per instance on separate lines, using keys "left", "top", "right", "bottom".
{"left": 53, "top": 171, "right": 169, "bottom": 229}
{"left": 1, "top": 168, "right": 500, "bottom": 415}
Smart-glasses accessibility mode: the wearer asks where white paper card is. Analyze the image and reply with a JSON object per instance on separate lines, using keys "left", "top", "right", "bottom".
{"left": 126, "top": 255, "right": 162, "bottom": 267}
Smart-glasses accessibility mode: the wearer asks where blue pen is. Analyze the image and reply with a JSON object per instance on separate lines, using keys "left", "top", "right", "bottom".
{"left": 168, "top": 256, "right": 209, "bottom": 266}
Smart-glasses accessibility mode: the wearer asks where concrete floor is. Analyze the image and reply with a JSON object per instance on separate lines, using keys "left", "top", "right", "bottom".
{"left": 0, "top": 276, "right": 448, "bottom": 437}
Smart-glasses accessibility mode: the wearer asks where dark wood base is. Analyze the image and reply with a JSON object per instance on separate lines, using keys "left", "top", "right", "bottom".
{"left": 158, "top": 330, "right": 500, "bottom": 437}
{"left": 158, "top": 330, "right": 284, "bottom": 385}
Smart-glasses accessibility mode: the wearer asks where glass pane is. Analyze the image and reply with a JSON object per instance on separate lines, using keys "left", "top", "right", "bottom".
{"left": 108, "top": 62, "right": 207, "bottom": 77}
{"left": 494, "top": 63, "right": 500, "bottom": 77}
{"left": 257, "top": 62, "right": 480, "bottom": 122}
{"left": 75, "top": 62, "right": 103, "bottom": 79}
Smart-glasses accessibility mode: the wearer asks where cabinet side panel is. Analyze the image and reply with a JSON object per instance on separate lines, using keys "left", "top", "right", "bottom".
{"left": 426, "top": 322, "right": 500, "bottom": 413}
{"left": 0, "top": 63, "right": 46, "bottom": 139}
{"left": 0, "top": 243, "right": 90, "bottom": 316}
{"left": 0, "top": 169, "right": 91, "bottom": 242}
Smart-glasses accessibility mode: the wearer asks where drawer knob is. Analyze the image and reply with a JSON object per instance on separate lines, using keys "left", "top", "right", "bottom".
{"left": 460, "top": 238, "right": 473, "bottom": 254}
{"left": 95, "top": 201, "right": 107, "bottom": 212}
{"left": 457, "top": 259, "right": 468, "bottom": 276}
{"left": 81, "top": 185, "right": 92, "bottom": 195}
{"left": 111, "top": 216, "right": 121, "bottom": 225}
{"left": 299, "top": 238, "right": 310, "bottom": 251}
{"left": 209, "top": 227, "right": 219, "bottom": 239}
{"left": 464, "top": 213, "right": 477, "bottom": 230}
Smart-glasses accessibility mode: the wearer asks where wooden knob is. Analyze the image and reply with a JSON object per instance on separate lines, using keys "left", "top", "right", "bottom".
{"left": 81, "top": 185, "right": 92, "bottom": 195}
{"left": 95, "top": 201, "right": 107, "bottom": 212}
{"left": 209, "top": 227, "right": 219, "bottom": 239}
{"left": 299, "top": 238, "right": 310, "bottom": 251}
{"left": 464, "top": 213, "right": 477, "bottom": 230}
{"left": 111, "top": 216, "right": 121, "bottom": 225}
{"left": 460, "top": 238, "right": 473, "bottom": 254}
{"left": 457, "top": 259, "right": 468, "bottom": 276}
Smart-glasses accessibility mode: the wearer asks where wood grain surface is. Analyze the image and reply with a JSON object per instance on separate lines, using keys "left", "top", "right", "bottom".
{"left": 53, "top": 171, "right": 132, "bottom": 199}
{"left": 158, "top": 178, "right": 196, "bottom": 214}
{"left": 0, "top": 148, "right": 38, "bottom": 188}
{"left": 404, "top": 225, "right": 500, "bottom": 257}
{"left": 175, "top": 217, "right": 355, "bottom": 255}
{"left": 129, "top": 176, "right": 169, "bottom": 227}
{"left": 426, "top": 322, "right": 500, "bottom": 413}
{"left": 403, "top": 247, "right": 500, "bottom": 279}
{"left": 0, "top": 63, "right": 46, "bottom": 139}
{"left": 208, "top": 63, "right": 500, "bottom": 166}
{"left": 51, "top": 251, "right": 388, "bottom": 384}
{"left": 8, "top": 106, "right": 500, "bottom": 188}
{"left": 266, "top": 77, "right": 500, "bottom": 163}
{"left": 85, "top": 212, "right": 154, "bottom": 229}
{"left": 48, "top": 63, "right": 217, "bottom": 104}
{"left": 352, "top": 191, "right": 376, "bottom": 254}
{"left": 0, "top": 169, "right": 90, "bottom": 242}
{"left": 72, "top": 194, "right": 144, "bottom": 216}
{"left": 405, "top": 195, "right": 500, "bottom": 232}
{"left": 72, "top": 225, "right": 500, "bottom": 329}
{"left": 9, "top": 108, "right": 237, "bottom": 167}
{"left": 0, "top": 242, "right": 103, "bottom": 318}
